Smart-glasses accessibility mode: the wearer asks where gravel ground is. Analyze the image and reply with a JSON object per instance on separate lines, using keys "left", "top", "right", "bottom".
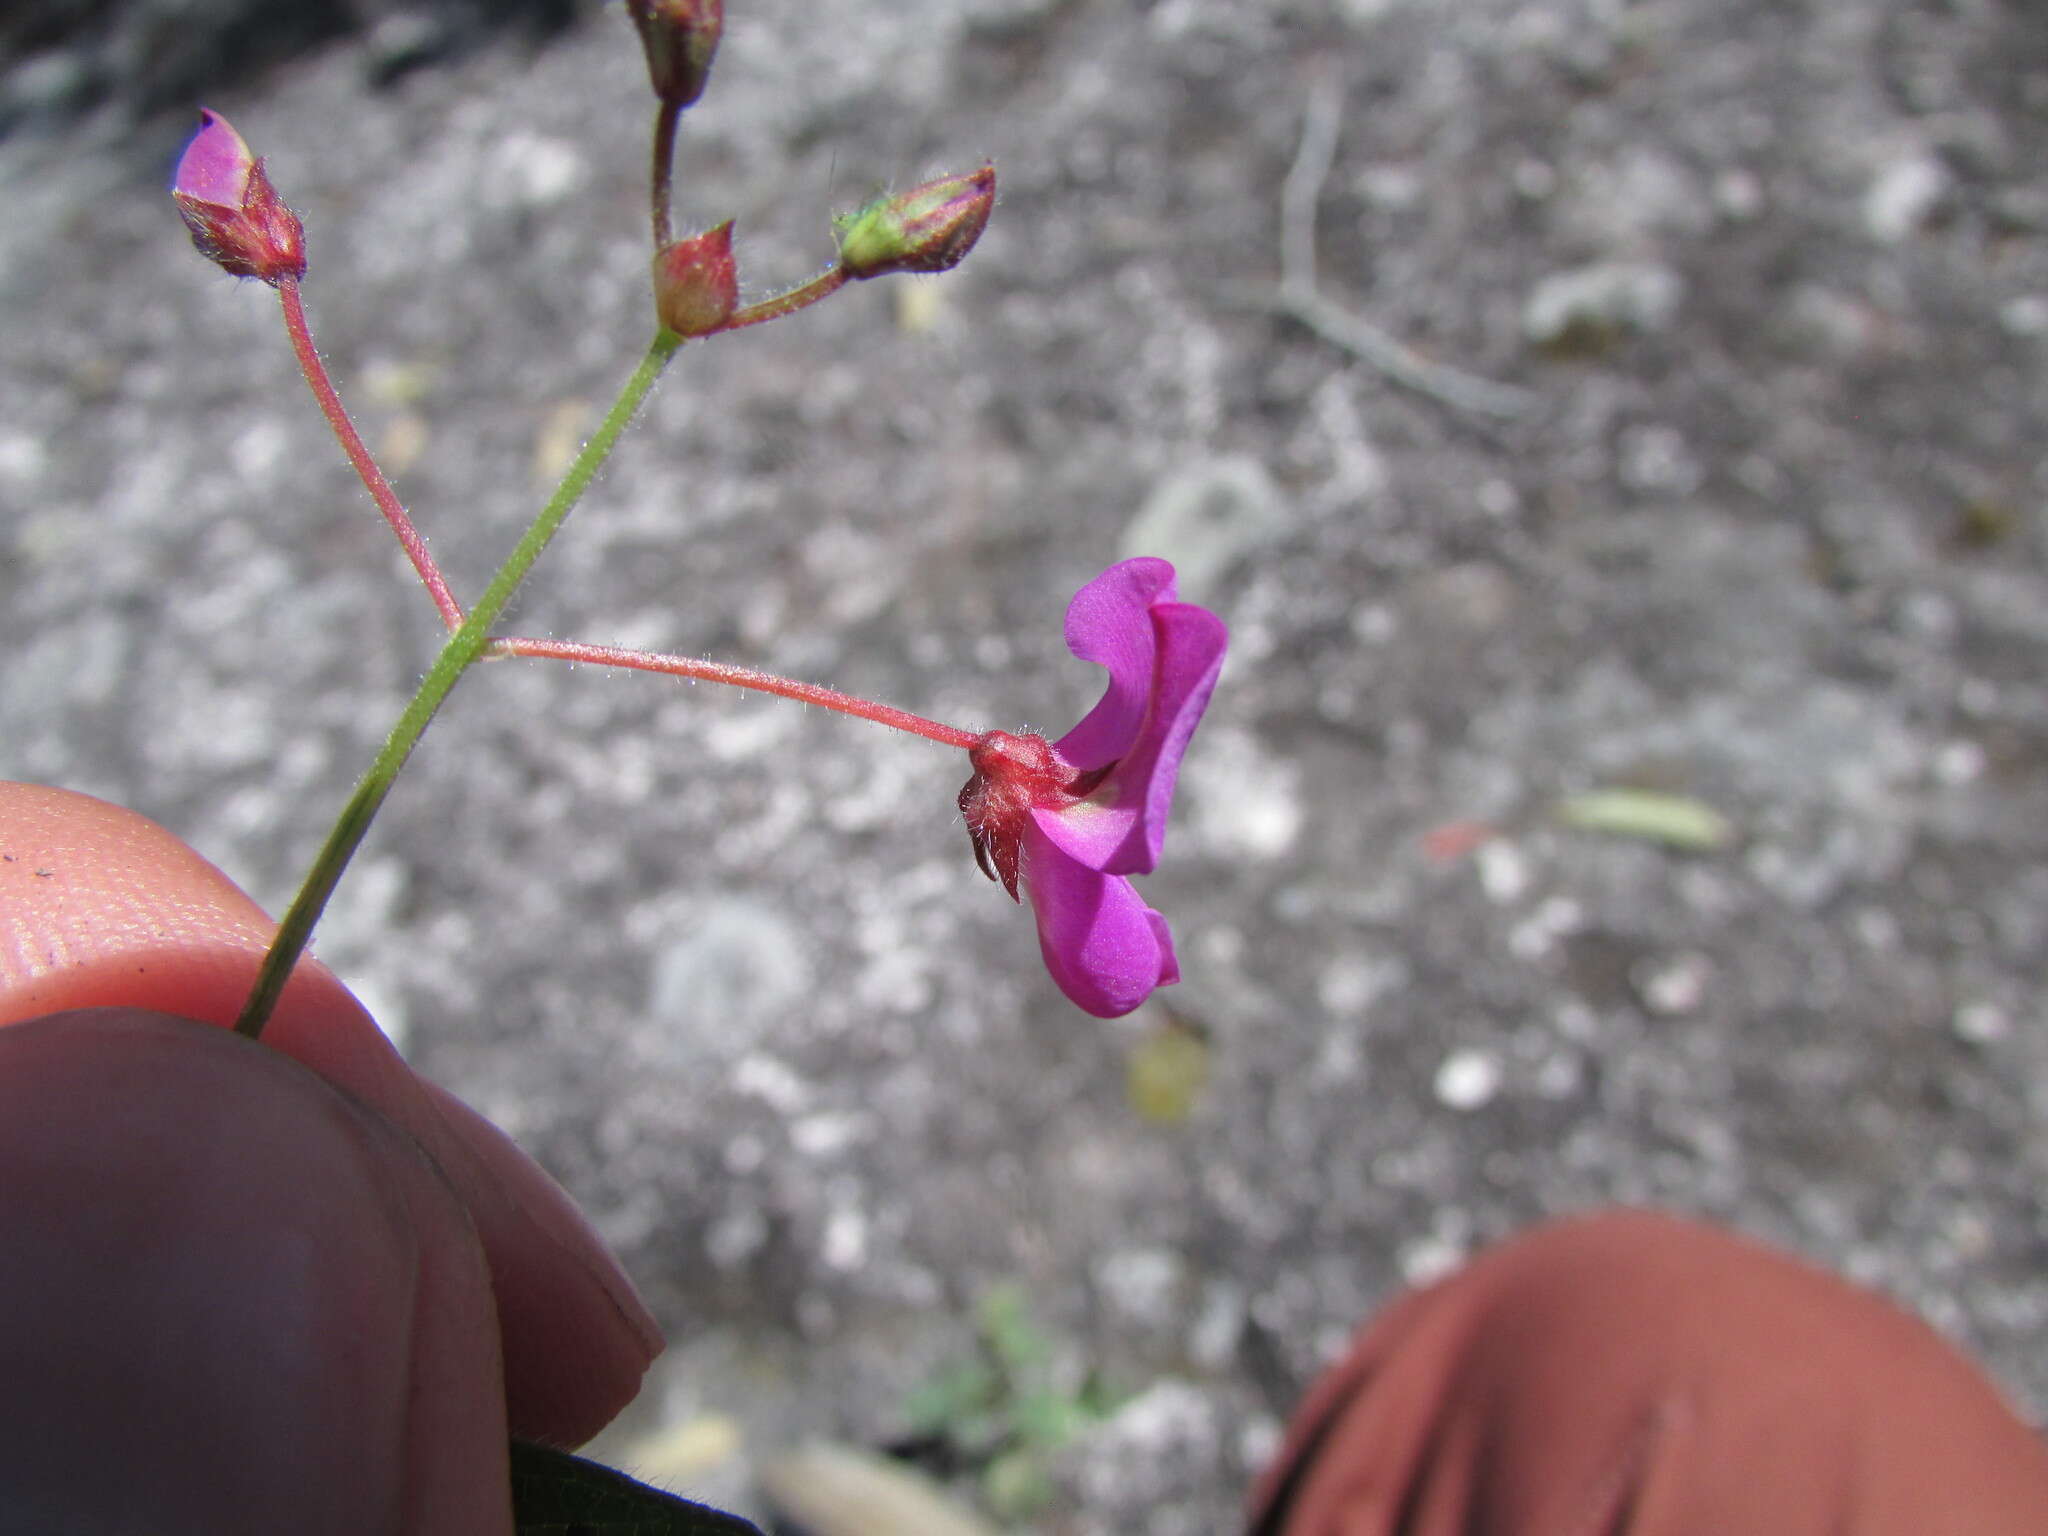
{"left": 3, "top": 0, "right": 2046, "bottom": 1529}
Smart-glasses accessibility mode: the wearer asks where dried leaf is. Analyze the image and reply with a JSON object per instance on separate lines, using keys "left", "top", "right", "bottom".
{"left": 1557, "top": 789, "right": 1732, "bottom": 852}
{"left": 757, "top": 1441, "right": 1000, "bottom": 1536}
{"left": 1127, "top": 1015, "right": 1210, "bottom": 1124}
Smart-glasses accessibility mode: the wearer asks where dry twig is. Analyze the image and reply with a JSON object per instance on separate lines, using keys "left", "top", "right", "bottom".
{"left": 1274, "top": 75, "right": 1537, "bottom": 420}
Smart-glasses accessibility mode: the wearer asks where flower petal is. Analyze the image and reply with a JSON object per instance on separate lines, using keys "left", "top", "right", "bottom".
{"left": 1054, "top": 557, "right": 1179, "bottom": 771}
{"left": 172, "top": 109, "right": 254, "bottom": 210}
{"left": 1022, "top": 825, "right": 1178, "bottom": 1018}
{"left": 1044, "top": 590, "right": 1227, "bottom": 876}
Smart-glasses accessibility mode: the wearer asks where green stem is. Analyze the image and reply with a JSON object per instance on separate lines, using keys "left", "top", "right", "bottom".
{"left": 233, "top": 330, "right": 685, "bottom": 1038}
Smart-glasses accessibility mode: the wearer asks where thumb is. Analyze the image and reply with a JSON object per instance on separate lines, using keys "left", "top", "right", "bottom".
{"left": 0, "top": 1009, "right": 511, "bottom": 1534}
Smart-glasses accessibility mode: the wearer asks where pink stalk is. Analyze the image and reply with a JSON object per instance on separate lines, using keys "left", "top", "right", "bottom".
{"left": 280, "top": 276, "right": 967, "bottom": 748}
{"left": 711, "top": 267, "right": 849, "bottom": 334}
{"left": 277, "top": 277, "right": 464, "bottom": 630}
{"left": 490, "top": 634, "right": 979, "bottom": 749}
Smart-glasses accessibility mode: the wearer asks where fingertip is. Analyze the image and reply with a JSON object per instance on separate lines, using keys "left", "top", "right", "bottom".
{"left": 0, "top": 784, "right": 660, "bottom": 1450}
{"left": 0, "top": 782, "right": 363, "bottom": 1041}
{"left": 0, "top": 1010, "right": 512, "bottom": 1534}
{"left": 418, "top": 1078, "right": 664, "bottom": 1446}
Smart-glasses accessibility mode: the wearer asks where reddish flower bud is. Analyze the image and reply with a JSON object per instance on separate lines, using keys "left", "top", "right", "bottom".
{"left": 835, "top": 166, "right": 995, "bottom": 280}
{"left": 651, "top": 221, "right": 739, "bottom": 338}
{"left": 625, "top": 0, "right": 724, "bottom": 110}
{"left": 170, "top": 109, "right": 306, "bottom": 285}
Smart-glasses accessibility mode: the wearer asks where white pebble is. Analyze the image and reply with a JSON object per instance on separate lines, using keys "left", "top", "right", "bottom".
{"left": 1476, "top": 839, "right": 1530, "bottom": 904}
{"left": 1434, "top": 1048, "right": 1502, "bottom": 1111}
{"left": 1953, "top": 1002, "right": 2010, "bottom": 1045}
{"left": 1864, "top": 153, "right": 1949, "bottom": 243}
{"left": 1637, "top": 952, "right": 1712, "bottom": 1016}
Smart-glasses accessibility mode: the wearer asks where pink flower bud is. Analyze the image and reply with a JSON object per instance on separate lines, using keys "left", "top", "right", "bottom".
{"left": 624, "top": 0, "right": 724, "bottom": 110}
{"left": 170, "top": 110, "right": 306, "bottom": 285}
{"left": 835, "top": 166, "right": 995, "bottom": 280}
{"left": 651, "top": 221, "right": 739, "bottom": 338}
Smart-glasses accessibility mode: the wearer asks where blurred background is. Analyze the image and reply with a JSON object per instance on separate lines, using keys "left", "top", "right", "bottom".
{"left": 2, "top": 0, "right": 2046, "bottom": 1528}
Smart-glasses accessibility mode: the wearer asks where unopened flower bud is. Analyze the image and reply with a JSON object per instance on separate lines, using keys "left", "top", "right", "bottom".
{"left": 170, "top": 109, "right": 306, "bottom": 285}
{"left": 625, "top": 0, "right": 724, "bottom": 110}
{"left": 835, "top": 166, "right": 995, "bottom": 280}
{"left": 652, "top": 220, "right": 739, "bottom": 337}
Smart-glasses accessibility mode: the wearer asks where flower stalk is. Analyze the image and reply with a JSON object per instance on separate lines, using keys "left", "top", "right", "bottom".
{"left": 233, "top": 330, "right": 684, "bottom": 1037}
{"left": 489, "top": 637, "right": 978, "bottom": 749}
{"left": 277, "top": 278, "right": 464, "bottom": 629}
{"left": 180, "top": 10, "right": 1041, "bottom": 1035}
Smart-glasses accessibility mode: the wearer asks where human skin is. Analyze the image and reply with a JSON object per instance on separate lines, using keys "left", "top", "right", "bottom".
{"left": 0, "top": 782, "right": 662, "bottom": 1534}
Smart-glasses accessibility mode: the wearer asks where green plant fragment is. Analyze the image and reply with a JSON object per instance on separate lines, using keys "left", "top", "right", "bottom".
{"left": 1127, "top": 1020, "right": 1210, "bottom": 1123}
{"left": 1557, "top": 788, "right": 1733, "bottom": 851}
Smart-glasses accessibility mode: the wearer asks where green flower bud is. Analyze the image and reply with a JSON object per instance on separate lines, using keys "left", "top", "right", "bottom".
{"left": 835, "top": 166, "right": 995, "bottom": 281}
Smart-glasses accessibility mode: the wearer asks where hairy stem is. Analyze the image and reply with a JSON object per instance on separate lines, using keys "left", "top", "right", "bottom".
{"left": 234, "top": 330, "right": 685, "bottom": 1038}
{"left": 650, "top": 96, "right": 683, "bottom": 250}
{"left": 278, "top": 277, "right": 464, "bottom": 629}
{"left": 490, "top": 635, "right": 980, "bottom": 749}
{"left": 715, "top": 266, "right": 849, "bottom": 334}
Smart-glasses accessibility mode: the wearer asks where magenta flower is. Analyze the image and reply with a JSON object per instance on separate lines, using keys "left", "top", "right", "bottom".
{"left": 170, "top": 109, "right": 305, "bottom": 285}
{"left": 959, "top": 558, "right": 1227, "bottom": 1017}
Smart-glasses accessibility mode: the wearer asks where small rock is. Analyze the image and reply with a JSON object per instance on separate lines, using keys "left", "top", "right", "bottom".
{"left": 820, "top": 1204, "right": 868, "bottom": 1271}
{"left": 644, "top": 900, "right": 813, "bottom": 1056}
{"left": 485, "top": 130, "right": 591, "bottom": 210}
{"left": 1119, "top": 455, "right": 1287, "bottom": 599}
{"left": 1779, "top": 284, "right": 1882, "bottom": 360}
{"left": 1476, "top": 839, "right": 1530, "bottom": 904}
{"left": 1188, "top": 1280, "right": 1247, "bottom": 1369}
{"left": 1355, "top": 162, "right": 1425, "bottom": 211}
{"left": 363, "top": 11, "right": 460, "bottom": 83}
{"left": 1864, "top": 152, "right": 1950, "bottom": 243}
{"left": 0, "top": 49, "right": 97, "bottom": 132}
{"left": 1616, "top": 423, "right": 1703, "bottom": 496}
{"left": 1316, "top": 951, "right": 1410, "bottom": 1015}
{"left": 706, "top": 1206, "right": 768, "bottom": 1269}
{"left": 1184, "top": 728, "right": 1302, "bottom": 860}
{"left": 1574, "top": 147, "right": 1713, "bottom": 243}
{"left": 1522, "top": 261, "right": 1684, "bottom": 350}
{"left": 1096, "top": 1247, "right": 1184, "bottom": 1326}
{"left": 1953, "top": 1002, "right": 2010, "bottom": 1045}
{"left": 1634, "top": 951, "right": 1712, "bottom": 1016}
{"left": 1534, "top": 1049, "right": 1583, "bottom": 1099}
{"left": 1397, "top": 1231, "right": 1467, "bottom": 1284}
{"left": 1435, "top": 1048, "right": 1503, "bottom": 1111}
{"left": 1999, "top": 295, "right": 2048, "bottom": 337}
{"left": 1933, "top": 739, "right": 1985, "bottom": 787}
{"left": 1713, "top": 168, "right": 1765, "bottom": 221}
{"left": 1061, "top": 1379, "right": 1226, "bottom": 1522}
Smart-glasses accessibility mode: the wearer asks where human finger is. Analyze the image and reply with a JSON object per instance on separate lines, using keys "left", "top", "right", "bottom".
{"left": 0, "top": 782, "right": 661, "bottom": 1444}
{"left": 0, "top": 1009, "right": 509, "bottom": 1534}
